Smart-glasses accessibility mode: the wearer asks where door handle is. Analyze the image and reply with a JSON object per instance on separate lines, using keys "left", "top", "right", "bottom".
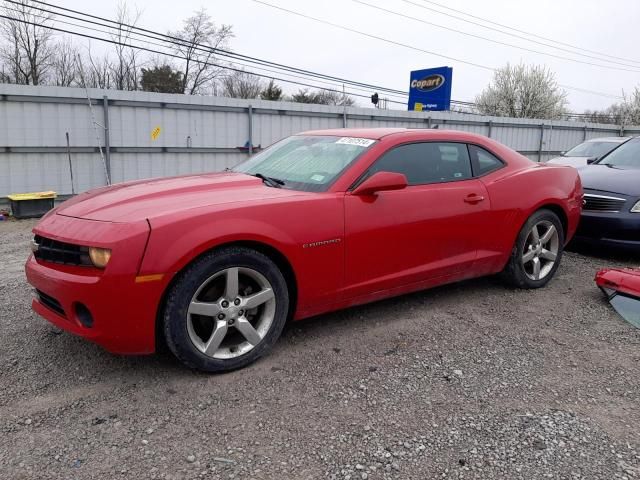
{"left": 464, "top": 194, "right": 485, "bottom": 204}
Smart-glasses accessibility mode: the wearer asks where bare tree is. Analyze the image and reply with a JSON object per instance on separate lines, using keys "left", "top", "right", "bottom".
{"left": 582, "top": 106, "right": 624, "bottom": 125}
{"left": 475, "top": 63, "right": 568, "bottom": 119}
{"left": 317, "top": 89, "right": 355, "bottom": 106}
{"left": 621, "top": 87, "right": 640, "bottom": 126}
{"left": 71, "top": 1, "right": 143, "bottom": 92}
{"left": 50, "top": 36, "right": 79, "bottom": 87}
{"left": 0, "top": 38, "right": 22, "bottom": 83}
{"left": 582, "top": 87, "right": 640, "bottom": 126}
{"left": 109, "top": 1, "right": 142, "bottom": 91}
{"left": 0, "top": 0, "right": 56, "bottom": 85}
{"left": 76, "top": 45, "right": 113, "bottom": 89}
{"left": 0, "top": 64, "right": 11, "bottom": 83}
{"left": 169, "top": 9, "right": 233, "bottom": 95}
{"left": 290, "top": 88, "right": 355, "bottom": 106}
{"left": 221, "top": 70, "right": 263, "bottom": 99}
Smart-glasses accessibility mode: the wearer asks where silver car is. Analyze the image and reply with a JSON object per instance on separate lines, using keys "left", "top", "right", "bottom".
{"left": 547, "top": 137, "right": 630, "bottom": 167}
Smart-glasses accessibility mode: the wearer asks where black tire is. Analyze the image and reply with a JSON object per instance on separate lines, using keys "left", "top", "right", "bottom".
{"left": 163, "top": 246, "right": 289, "bottom": 372}
{"left": 501, "top": 209, "right": 565, "bottom": 289}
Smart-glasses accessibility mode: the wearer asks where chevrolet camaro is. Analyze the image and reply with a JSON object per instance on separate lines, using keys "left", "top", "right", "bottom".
{"left": 26, "top": 128, "right": 582, "bottom": 372}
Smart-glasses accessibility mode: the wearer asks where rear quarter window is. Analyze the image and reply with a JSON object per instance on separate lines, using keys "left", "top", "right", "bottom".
{"left": 469, "top": 145, "right": 505, "bottom": 176}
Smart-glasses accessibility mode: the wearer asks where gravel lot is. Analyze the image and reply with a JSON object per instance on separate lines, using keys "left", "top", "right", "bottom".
{"left": 1, "top": 218, "right": 639, "bottom": 480}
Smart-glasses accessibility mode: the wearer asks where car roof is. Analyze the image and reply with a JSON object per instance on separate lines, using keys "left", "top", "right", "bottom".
{"left": 298, "top": 128, "right": 498, "bottom": 143}
{"left": 585, "top": 136, "right": 630, "bottom": 143}
{"left": 299, "top": 129, "right": 634, "bottom": 144}
{"left": 299, "top": 128, "right": 410, "bottom": 140}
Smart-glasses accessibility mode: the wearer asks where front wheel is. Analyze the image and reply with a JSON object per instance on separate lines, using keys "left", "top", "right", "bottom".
{"left": 501, "top": 209, "right": 564, "bottom": 289}
{"left": 163, "top": 247, "right": 289, "bottom": 372}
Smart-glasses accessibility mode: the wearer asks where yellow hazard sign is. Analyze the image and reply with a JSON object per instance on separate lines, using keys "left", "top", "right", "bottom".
{"left": 151, "top": 126, "right": 161, "bottom": 140}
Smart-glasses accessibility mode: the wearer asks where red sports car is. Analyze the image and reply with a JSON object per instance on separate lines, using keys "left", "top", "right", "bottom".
{"left": 26, "top": 128, "right": 583, "bottom": 372}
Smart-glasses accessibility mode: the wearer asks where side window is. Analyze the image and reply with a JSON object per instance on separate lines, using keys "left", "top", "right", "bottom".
{"left": 468, "top": 145, "right": 504, "bottom": 176}
{"left": 434, "top": 143, "right": 472, "bottom": 181}
{"left": 367, "top": 142, "right": 472, "bottom": 186}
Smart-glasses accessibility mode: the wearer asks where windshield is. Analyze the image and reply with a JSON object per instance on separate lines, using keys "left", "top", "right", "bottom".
{"left": 232, "top": 135, "right": 375, "bottom": 192}
{"left": 564, "top": 140, "right": 621, "bottom": 158}
{"left": 599, "top": 138, "right": 640, "bottom": 169}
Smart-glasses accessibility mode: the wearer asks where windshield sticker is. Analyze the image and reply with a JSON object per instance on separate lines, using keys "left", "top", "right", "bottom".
{"left": 335, "top": 137, "right": 376, "bottom": 147}
{"left": 310, "top": 173, "right": 326, "bottom": 182}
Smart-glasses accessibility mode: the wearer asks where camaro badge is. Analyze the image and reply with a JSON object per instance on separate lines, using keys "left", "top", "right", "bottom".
{"left": 303, "top": 238, "right": 342, "bottom": 249}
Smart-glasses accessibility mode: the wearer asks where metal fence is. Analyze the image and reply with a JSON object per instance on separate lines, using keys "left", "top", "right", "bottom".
{"left": 1, "top": 84, "right": 638, "bottom": 198}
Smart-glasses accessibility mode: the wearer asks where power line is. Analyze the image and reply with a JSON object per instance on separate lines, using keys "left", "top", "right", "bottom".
{"left": 249, "top": 0, "right": 625, "bottom": 100}
{"left": 250, "top": 0, "right": 496, "bottom": 72}
{"left": 1, "top": 12, "right": 612, "bottom": 119}
{"left": 21, "top": 0, "right": 625, "bottom": 102}
{"left": 2, "top": 1, "right": 419, "bottom": 103}
{"left": 2, "top": 2, "right": 413, "bottom": 101}
{"left": 19, "top": 0, "right": 413, "bottom": 99}
{"left": 0, "top": 13, "right": 406, "bottom": 107}
{"left": 11, "top": 0, "right": 477, "bottom": 109}
{"left": 354, "top": 0, "right": 640, "bottom": 73}
{"left": 411, "top": 0, "right": 640, "bottom": 67}
{"left": 1, "top": 1, "right": 626, "bottom": 111}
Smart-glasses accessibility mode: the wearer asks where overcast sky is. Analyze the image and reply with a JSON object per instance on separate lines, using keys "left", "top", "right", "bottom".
{"left": 54, "top": 0, "right": 640, "bottom": 111}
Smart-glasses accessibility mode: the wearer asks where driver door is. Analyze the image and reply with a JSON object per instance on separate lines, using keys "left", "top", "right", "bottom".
{"left": 342, "top": 142, "right": 489, "bottom": 299}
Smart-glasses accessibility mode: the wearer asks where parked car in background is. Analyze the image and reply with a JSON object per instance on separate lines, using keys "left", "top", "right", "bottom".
{"left": 574, "top": 137, "right": 640, "bottom": 251}
{"left": 547, "top": 137, "right": 630, "bottom": 167}
{"left": 25, "top": 128, "right": 582, "bottom": 372}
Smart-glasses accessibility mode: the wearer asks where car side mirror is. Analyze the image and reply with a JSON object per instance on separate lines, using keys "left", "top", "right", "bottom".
{"left": 586, "top": 157, "right": 597, "bottom": 164}
{"left": 352, "top": 171, "right": 408, "bottom": 196}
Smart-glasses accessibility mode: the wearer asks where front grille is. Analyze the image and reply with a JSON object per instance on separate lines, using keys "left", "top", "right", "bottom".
{"left": 36, "top": 289, "right": 66, "bottom": 317}
{"left": 33, "top": 235, "right": 92, "bottom": 266}
{"left": 583, "top": 194, "right": 626, "bottom": 212}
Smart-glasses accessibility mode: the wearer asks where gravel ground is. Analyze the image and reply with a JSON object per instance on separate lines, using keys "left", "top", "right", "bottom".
{"left": 1, "top": 218, "right": 639, "bottom": 480}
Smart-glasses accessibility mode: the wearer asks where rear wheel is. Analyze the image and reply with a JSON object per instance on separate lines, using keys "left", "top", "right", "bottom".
{"left": 163, "top": 247, "right": 289, "bottom": 372}
{"left": 501, "top": 209, "right": 564, "bottom": 288}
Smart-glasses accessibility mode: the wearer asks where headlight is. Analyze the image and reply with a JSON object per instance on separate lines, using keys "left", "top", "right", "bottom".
{"left": 89, "top": 247, "right": 112, "bottom": 268}
{"left": 632, "top": 200, "right": 640, "bottom": 213}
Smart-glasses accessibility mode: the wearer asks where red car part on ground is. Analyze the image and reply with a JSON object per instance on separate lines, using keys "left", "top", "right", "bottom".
{"left": 595, "top": 268, "right": 640, "bottom": 328}
{"left": 25, "top": 128, "right": 583, "bottom": 371}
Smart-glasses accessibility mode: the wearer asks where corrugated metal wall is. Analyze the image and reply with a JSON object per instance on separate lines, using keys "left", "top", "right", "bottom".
{"left": 1, "top": 84, "right": 637, "bottom": 197}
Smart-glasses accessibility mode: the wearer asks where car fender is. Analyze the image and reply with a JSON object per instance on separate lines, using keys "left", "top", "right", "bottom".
{"left": 140, "top": 214, "right": 299, "bottom": 279}
{"left": 138, "top": 196, "right": 346, "bottom": 316}
{"left": 481, "top": 164, "right": 581, "bottom": 267}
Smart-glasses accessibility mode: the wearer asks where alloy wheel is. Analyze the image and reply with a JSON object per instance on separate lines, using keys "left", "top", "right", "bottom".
{"left": 186, "top": 267, "right": 276, "bottom": 359}
{"left": 521, "top": 220, "right": 560, "bottom": 281}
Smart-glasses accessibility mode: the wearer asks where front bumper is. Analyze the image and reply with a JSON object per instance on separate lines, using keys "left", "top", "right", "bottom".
{"left": 25, "top": 214, "right": 167, "bottom": 355}
{"left": 574, "top": 211, "right": 640, "bottom": 251}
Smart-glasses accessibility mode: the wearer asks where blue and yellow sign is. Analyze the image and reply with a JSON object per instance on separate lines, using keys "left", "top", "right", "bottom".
{"left": 408, "top": 66, "right": 453, "bottom": 111}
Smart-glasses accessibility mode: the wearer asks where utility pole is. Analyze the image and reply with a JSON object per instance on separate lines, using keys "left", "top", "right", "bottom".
{"left": 342, "top": 84, "right": 347, "bottom": 128}
{"left": 76, "top": 54, "right": 111, "bottom": 185}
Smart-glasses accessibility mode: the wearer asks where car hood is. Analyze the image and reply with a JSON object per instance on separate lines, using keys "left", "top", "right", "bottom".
{"left": 55, "top": 172, "right": 305, "bottom": 222}
{"left": 547, "top": 156, "right": 591, "bottom": 168}
{"left": 578, "top": 165, "right": 640, "bottom": 196}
